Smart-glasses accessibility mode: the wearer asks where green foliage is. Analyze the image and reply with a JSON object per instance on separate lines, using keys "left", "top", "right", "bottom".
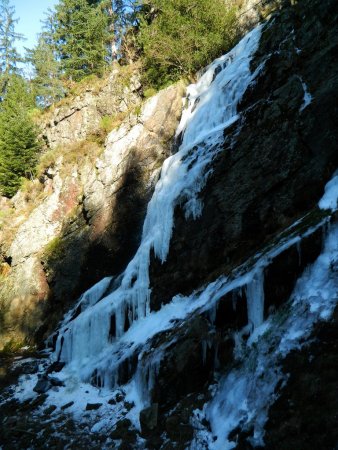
{"left": 143, "top": 87, "right": 157, "bottom": 98}
{"left": 0, "top": 296, "right": 8, "bottom": 332}
{"left": 52, "top": 0, "right": 113, "bottom": 81}
{"left": 0, "top": 0, "right": 24, "bottom": 94}
{"left": 100, "top": 115, "right": 114, "bottom": 133}
{"left": 0, "top": 75, "right": 41, "bottom": 198}
{"left": 44, "top": 236, "right": 66, "bottom": 261}
{"left": 27, "top": 34, "right": 64, "bottom": 108}
{"left": 138, "top": 0, "right": 239, "bottom": 88}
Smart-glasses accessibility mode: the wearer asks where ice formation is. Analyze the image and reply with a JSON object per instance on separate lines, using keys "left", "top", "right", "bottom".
{"left": 53, "top": 24, "right": 263, "bottom": 385}
{"left": 192, "top": 221, "right": 338, "bottom": 449}
{"left": 38, "top": 19, "right": 338, "bottom": 448}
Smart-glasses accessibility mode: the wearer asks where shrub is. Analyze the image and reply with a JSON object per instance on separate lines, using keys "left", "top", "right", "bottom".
{"left": 138, "top": 0, "right": 239, "bottom": 88}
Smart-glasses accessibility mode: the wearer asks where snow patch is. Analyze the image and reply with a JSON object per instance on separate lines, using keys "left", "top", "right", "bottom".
{"left": 319, "top": 171, "right": 338, "bottom": 211}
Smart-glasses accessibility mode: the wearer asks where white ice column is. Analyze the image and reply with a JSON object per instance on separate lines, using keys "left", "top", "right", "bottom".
{"left": 246, "top": 268, "right": 265, "bottom": 329}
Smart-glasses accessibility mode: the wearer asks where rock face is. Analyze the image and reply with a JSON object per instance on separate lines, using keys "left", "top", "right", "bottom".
{"left": 0, "top": 80, "right": 185, "bottom": 348}
{"left": 138, "top": 0, "right": 337, "bottom": 447}
{"left": 40, "top": 66, "right": 142, "bottom": 149}
{"left": 149, "top": 0, "right": 338, "bottom": 310}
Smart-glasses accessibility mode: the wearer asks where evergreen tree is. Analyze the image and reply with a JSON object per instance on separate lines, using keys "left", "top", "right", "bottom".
{"left": 88, "top": 0, "right": 138, "bottom": 53}
{"left": 53, "top": 0, "right": 112, "bottom": 81}
{"left": 113, "top": 0, "right": 142, "bottom": 63}
{"left": 27, "top": 34, "right": 64, "bottom": 108}
{"left": 0, "top": 0, "right": 24, "bottom": 94}
{"left": 138, "top": 0, "right": 238, "bottom": 87}
{"left": 0, "top": 75, "right": 40, "bottom": 197}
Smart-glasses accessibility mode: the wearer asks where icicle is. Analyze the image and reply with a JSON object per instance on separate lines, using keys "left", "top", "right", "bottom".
{"left": 318, "top": 170, "right": 338, "bottom": 211}
{"left": 208, "top": 303, "right": 217, "bottom": 325}
{"left": 299, "top": 77, "right": 313, "bottom": 112}
{"left": 246, "top": 269, "right": 265, "bottom": 330}
{"left": 192, "top": 224, "right": 338, "bottom": 450}
{"left": 134, "top": 354, "right": 163, "bottom": 407}
{"left": 232, "top": 288, "right": 242, "bottom": 311}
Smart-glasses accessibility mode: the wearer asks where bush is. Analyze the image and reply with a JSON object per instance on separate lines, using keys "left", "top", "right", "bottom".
{"left": 138, "top": 0, "right": 239, "bottom": 88}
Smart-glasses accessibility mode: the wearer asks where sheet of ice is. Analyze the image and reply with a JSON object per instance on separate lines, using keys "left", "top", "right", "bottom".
{"left": 53, "top": 24, "right": 264, "bottom": 386}
{"left": 246, "top": 268, "right": 265, "bottom": 329}
{"left": 49, "top": 214, "right": 329, "bottom": 422}
{"left": 192, "top": 223, "right": 338, "bottom": 450}
{"left": 60, "top": 277, "right": 114, "bottom": 326}
{"left": 299, "top": 77, "right": 313, "bottom": 112}
{"left": 319, "top": 171, "right": 338, "bottom": 211}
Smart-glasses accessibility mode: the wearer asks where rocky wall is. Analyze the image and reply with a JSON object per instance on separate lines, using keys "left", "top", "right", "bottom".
{"left": 0, "top": 81, "right": 186, "bottom": 348}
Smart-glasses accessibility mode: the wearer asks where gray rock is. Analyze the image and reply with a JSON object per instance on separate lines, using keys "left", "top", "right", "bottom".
{"left": 40, "top": 67, "right": 142, "bottom": 150}
{"left": 0, "top": 79, "right": 185, "bottom": 348}
{"left": 48, "top": 376, "right": 64, "bottom": 387}
{"left": 85, "top": 403, "right": 102, "bottom": 411}
{"left": 33, "top": 378, "right": 51, "bottom": 394}
{"left": 61, "top": 401, "right": 74, "bottom": 410}
{"left": 140, "top": 403, "right": 158, "bottom": 434}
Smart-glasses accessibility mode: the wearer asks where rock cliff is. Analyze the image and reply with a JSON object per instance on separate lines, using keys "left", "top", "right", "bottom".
{"left": 0, "top": 72, "right": 185, "bottom": 348}
{"left": 40, "top": 66, "right": 142, "bottom": 149}
{"left": 0, "top": 0, "right": 337, "bottom": 449}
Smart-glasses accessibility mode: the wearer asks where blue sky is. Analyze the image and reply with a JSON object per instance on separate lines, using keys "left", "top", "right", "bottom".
{"left": 13, "top": 0, "right": 58, "bottom": 54}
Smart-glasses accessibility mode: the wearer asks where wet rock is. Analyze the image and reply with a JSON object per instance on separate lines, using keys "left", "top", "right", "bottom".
{"left": 165, "top": 416, "right": 194, "bottom": 443}
{"left": 46, "top": 361, "right": 65, "bottom": 374}
{"left": 43, "top": 405, "right": 57, "bottom": 415}
{"left": 145, "top": 435, "right": 163, "bottom": 449}
{"left": 61, "top": 401, "right": 74, "bottom": 410}
{"left": 152, "top": 317, "right": 214, "bottom": 408}
{"left": 48, "top": 376, "right": 64, "bottom": 387}
{"left": 140, "top": 403, "right": 158, "bottom": 435}
{"left": 124, "top": 401, "right": 135, "bottom": 411}
{"left": 33, "top": 377, "right": 51, "bottom": 394}
{"left": 29, "top": 394, "right": 48, "bottom": 408}
{"left": 118, "top": 443, "right": 133, "bottom": 450}
{"left": 115, "top": 392, "right": 125, "bottom": 403}
{"left": 110, "top": 419, "right": 137, "bottom": 445}
{"left": 85, "top": 403, "right": 102, "bottom": 411}
{"left": 148, "top": 0, "right": 338, "bottom": 313}
{"left": 16, "top": 360, "right": 39, "bottom": 375}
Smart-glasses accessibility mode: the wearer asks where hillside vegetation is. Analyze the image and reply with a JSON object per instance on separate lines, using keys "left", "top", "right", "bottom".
{"left": 0, "top": 0, "right": 244, "bottom": 198}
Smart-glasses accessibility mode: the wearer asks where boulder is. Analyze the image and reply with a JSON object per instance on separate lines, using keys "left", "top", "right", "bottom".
{"left": 140, "top": 403, "right": 158, "bottom": 435}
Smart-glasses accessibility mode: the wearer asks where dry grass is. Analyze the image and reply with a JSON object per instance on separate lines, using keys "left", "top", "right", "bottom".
{"left": 37, "top": 139, "right": 103, "bottom": 178}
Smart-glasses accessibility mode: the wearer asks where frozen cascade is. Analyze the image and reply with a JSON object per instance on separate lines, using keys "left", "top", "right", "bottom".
{"left": 246, "top": 268, "right": 265, "bottom": 329}
{"left": 13, "top": 174, "right": 335, "bottom": 432}
{"left": 191, "top": 221, "right": 338, "bottom": 450}
{"left": 53, "top": 24, "right": 263, "bottom": 381}
{"left": 299, "top": 76, "right": 313, "bottom": 112}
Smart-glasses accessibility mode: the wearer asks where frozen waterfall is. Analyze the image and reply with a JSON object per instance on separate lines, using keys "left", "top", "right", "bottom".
{"left": 53, "top": 24, "right": 263, "bottom": 382}
{"left": 191, "top": 220, "right": 338, "bottom": 450}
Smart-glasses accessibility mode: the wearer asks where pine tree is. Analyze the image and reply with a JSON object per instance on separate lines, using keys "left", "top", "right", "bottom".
{"left": 97, "top": 0, "right": 134, "bottom": 61}
{"left": 53, "top": 0, "right": 112, "bottom": 81}
{"left": 27, "top": 34, "right": 64, "bottom": 108}
{"left": 0, "top": 75, "right": 40, "bottom": 197}
{"left": 0, "top": 0, "right": 24, "bottom": 95}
